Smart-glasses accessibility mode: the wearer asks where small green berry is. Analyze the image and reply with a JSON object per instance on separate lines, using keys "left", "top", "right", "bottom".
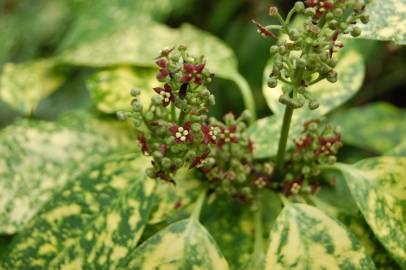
{"left": 267, "top": 76, "right": 278, "bottom": 88}
{"left": 294, "top": 1, "right": 305, "bottom": 12}
{"left": 360, "top": 14, "right": 370, "bottom": 24}
{"left": 130, "top": 88, "right": 141, "bottom": 97}
{"left": 304, "top": 7, "right": 316, "bottom": 17}
{"left": 351, "top": 27, "right": 362, "bottom": 37}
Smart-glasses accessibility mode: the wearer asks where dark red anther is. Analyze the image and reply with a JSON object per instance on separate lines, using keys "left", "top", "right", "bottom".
{"left": 252, "top": 20, "right": 277, "bottom": 38}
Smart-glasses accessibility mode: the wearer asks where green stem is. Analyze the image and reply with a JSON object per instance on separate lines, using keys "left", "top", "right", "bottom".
{"left": 178, "top": 110, "right": 186, "bottom": 124}
{"left": 171, "top": 103, "right": 176, "bottom": 122}
{"left": 275, "top": 106, "right": 293, "bottom": 175}
{"left": 191, "top": 189, "right": 206, "bottom": 220}
{"left": 232, "top": 73, "right": 257, "bottom": 122}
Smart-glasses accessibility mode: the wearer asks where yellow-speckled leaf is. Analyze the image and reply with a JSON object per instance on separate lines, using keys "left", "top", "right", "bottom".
{"left": 118, "top": 218, "right": 230, "bottom": 270}
{"left": 148, "top": 168, "right": 203, "bottom": 224}
{"left": 58, "top": 16, "right": 252, "bottom": 113}
{"left": 335, "top": 157, "right": 406, "bottom": 268}
{"left": 1, "top": 155, "right": 153, "bottom": 269}
{"left": 263, "top": 49, "right": 364, "bottom": 115}
{"left": 385, "top": 138, "right": 406, "bottom": 157}
{"left": 330, "top": 102, "right": 406, "bottom": 153}
{"left": 0, "top": 113, "right": 136, "bottom": 234}
{"left": 87, "top": 66, "right": 155, "bottom": 114}
{"left": 265, "top": 203, "right": 376, "bottom": 270}
{"left": 359, "top": 0, "right": 406, "bottom": 45}
{"left": 0, "top": 59, "right": 65, "bottom": 115}
{"left": 247, "top": 111, "right": 318, "bottom": 159}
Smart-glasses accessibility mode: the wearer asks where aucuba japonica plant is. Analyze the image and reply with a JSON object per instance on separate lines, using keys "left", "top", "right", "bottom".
{"left": 1, "top": 0, "right": 405, "bottom": 270}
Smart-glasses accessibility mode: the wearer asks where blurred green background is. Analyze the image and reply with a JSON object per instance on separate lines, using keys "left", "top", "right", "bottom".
{"left": 0, "top": 0, "right": 405, "bottom": 126}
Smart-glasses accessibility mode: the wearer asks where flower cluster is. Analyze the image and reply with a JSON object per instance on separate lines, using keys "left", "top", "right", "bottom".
{"left": 281, "top": 119, "right": 342, "bottom": 196}
{"left": 254, "top": 0, "right": 369, "bottom": 110}
{"left": 118, "top": 46, "right": 268, "bottom": 201}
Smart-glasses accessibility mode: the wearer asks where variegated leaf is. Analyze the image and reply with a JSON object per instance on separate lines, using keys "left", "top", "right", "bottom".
{"left": 385, "top": 138, "right": 406, "bottom": 157}
{"left": 203, "top": 196, "right": 255, "bottom": 269}
{"left": 335, "top": 157, "right": 406, "bottom": 268}
{"left": 1, "top": 155, "right": 152, "bottom": 269}
{"left": 247, "top": 111, "right": 319, "bottom": 159}
{"left": 119, "top": 218, "right": 230, "bottom": 269}
{"left": 263, "top": 49, "right": 364, "bottom": 115}
{"left": 359, "top": 0, "right": 406, "bottom": 45}
{"left": 87, "top": 66, "right": 155, "bottom": 114}
{"left": 58, "top": 18, "right": 253, "bottom": 114}
{"left": 0, "top": 113, "right": 136, "bottom": 234}
{"left": 330, "top": 102, "right": 406, "bottom": 153}
{"left": 265, "top": 203, "right": 376, "bottom": 269}
{"left": 149, "top": 168, "right": 203, "bottom": 224}
{"left": 0, "top": 59, "right": 65, "bottom": 115}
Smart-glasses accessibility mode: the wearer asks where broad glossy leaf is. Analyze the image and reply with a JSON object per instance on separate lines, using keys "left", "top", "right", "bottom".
{"left": 148, "top": 168, "right": 203, "bottom": 224}
{"left": 0, "top": 113, "right": 136, "bottom": 234}
{"left": 0, "top": 59, "right": 65, "bottom": 115}
{"left": 58, "top": 17, "right": 251, "bottom": 105}
{"left": 247, "top": 111, "right": 318, "bottom": 159}
{"left": 203, "top": 196, "right": 255, "bottom": 269}
{"left": 359, "top": 0, "right": 406, "bottom": 45}
{"left": 87, "top": 66, "right": 155, "bottom": 114}
{"left": 1, "top": 155, "right": 153, "bottom": 269}
{"left": 263, "top": 49, "right": 364, "bottom": 115}
{"left": 330, "top": 102, "right": 406, "bottom": 153}
{"left": 119, "top": 218, "right": 230, "bottom": 269}
{"left": 335, "top": 157, "right": 406, "bottom": 268}
{"left": 265, "top": 203, "right": 376, "bottom": 269}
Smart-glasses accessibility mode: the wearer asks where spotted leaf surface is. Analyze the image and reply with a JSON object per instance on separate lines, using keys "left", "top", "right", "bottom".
{"left": 335, "top": 157, "right": 406, "bottom": 268}
{"left": 330, "top": 102, "right": 406, "bottom": 153}
{"left": 149, "top": 168, "right": 203, "bottom": 224}
{"left": 0, "top": 114, "right": 135, "bottom": 234}
{"left": 385, "top": 138, "right": 406, "bottom": 157}
{"left": 1, "top": 155, "right": 152, "bottom": 269}
{"left": 0, "top": 59, "right": 65, "bottom": 115}
{"left": 120, "top": 218, "right": 229, "bottom": 269}
{"left": 247, "top": 111, "right": 318, "bottom": 159}
{"left": 265, "top": 203, "right": 376, "bottom": 270}
{"left": 58, "top": 16, "right": 251, "bottom": 103}
{"left": 203, "top": 197, "right": 255, "bottom": 269}
{"left": 263, "top": 49, "right": 364, "bottom": 115}
{"left": 359, "top": 0, "right": 406, "bottom": 45}
{"left": 87, "top": 66, "right": 155, "bottom": 114}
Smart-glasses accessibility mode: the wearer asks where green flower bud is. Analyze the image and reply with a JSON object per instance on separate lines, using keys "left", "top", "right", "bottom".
{"left": 116, "top": 111, "right": 127, "bottom": 121}
{"left": 328, "top": 155, "right": 337, "bottom": 164}
{"left": 308, "top": 100, "right": 320, "bottom": 110}
{"left": 296, "top": 58, "right": 306, "bottom": 68}
{"left": 267, "top": 76, "right": 278, "bottom": 88}
{"left": 326, "top": 58, "right": 337, "bottom": 68}
{"left": 351, "top": 27, "right": 362, "bottom": 37}
{"left": 146, "top": 168, "right": 155, "bottom": 178}
{"left": 185, "top": 150, "right": 196, "bottom": 160}
{"left": 151, "top": 95, "right": 162, "bottom": 106}
{"left": 360, "top": 14, "right": 370, "bottom": 24}
{"left": 301, "top": 166, "right": 311, "bottom": 175}
{"left": 174, "top": 158, "right": 183, "bottom": 167}
{"left": 131, "top": 100, "right": 143, "bottom": 112}
{"left": 304, "top": 7, "right": 316, "bottom": 17}
{"left": 294, "top": 1, "right": 305, "bottom": 12}
{"left": 328, "top": 20, "right": 338, "bottom": 30}
{"left": 269, "top": 6, "right": 279, "bottom": 16}
{"left": 162, "top": 158, "right": 172, "bottom": 169}
{"left": 326, "top": 70, "right": 338, "bottom": 83}
{"left": 339, "top": 22, "right": 348, "bottom": 31}
{"left": 153, "top": 151, "right": 163, "bottom": 160}
{"left": 325, "top": 12, "right": 334, "bottom": 20}
{"left": 333, "top": 8, "right": 343, "bottom": 17}
{"left": 270, "top": 45, "right": 279, "bottom": 55}
{"left": 144, "top": 111, "right": 154, "bottom": 121}
{"left": 289, "top": 29, "right": 300, "bottom": 41}
{"left": 130, "top": 88, "right": 141, "bottom": 97}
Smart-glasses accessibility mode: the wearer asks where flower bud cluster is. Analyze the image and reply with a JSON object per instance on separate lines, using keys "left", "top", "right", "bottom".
{"left": 118, "top": 47, "right": 269, "bottom": 201}
{"left": 254, "top": 1, "right": 369, "bottom": 110}
{"left": 281, "top": 119, "right": 342, "bottom": 196}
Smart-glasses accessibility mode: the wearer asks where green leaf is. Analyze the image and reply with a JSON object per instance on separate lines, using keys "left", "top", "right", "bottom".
{"left": 263, "top": 49, "right": 364, "bottom": 115}
{"left": 385, "top": 138, "right": 406, "bottom": 157}
{"left": 265, "top": 203, "right": 376, "bottom": 269}
{"left": 0, "top": 113, "right": 136, "bottom": 234}
{"left": 0, "top": 59, "right": 65, "bottom": 115}
{"left": 247, "top": 112, "right": 318, "bottom": 159}
{"left": 148, "top": 168, "right": 203, "bottom": 224}
{"left": 359, "top": 0, "right": 406, "bottom": 45}
{"left": 58, "top": 18, "right": 253, "bottom": 113}
{"left": 203, "top": 197, "right": 255, "bottom": 269}
{"left": 119, "top": 218, "right": 230, "bottom": 269}
{"left": 87, "top": 66, "right": 155, "bottom": 114}
{"left": 335, "top": 157, "right": 406, "bottom": 268}
{"left": 1, "top": 154, "right": 154, "bottom": 269}
{"left": 330, "top": 102, "right": 406, "bottom": 153}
